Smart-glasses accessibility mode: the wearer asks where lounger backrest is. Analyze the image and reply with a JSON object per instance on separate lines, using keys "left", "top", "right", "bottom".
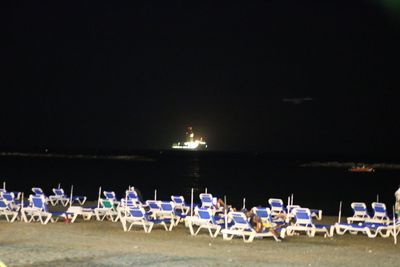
{"left": 129, "top": 207, "right": 146, "bottom": 219}
{"left": 103, "top": 191, "right": 116, "bottom": 200}
{"left": 199, "top": 193, "right": 213, "bottom": 208}
{"left": 160, "top": 201, "right": 174, "bottom": 212}
{"left": 196, "top": 207, "right": 213, "bottom": 220}
{"left": 294, "top": 208, "right": 313, "bottom": 226}
{"left": 1, "top": 192, "right": 14, "bottom": 202}
{"left": 268, "top": 198, "right": 284, "bottom": 212}
{"left": 146, "top": 200, "right": 161, "bottom": 210}
{"left": 0, "top": 199, "right": 9, "bottom": 209}
{"left": 32, "top": 187, "right": 44, "bottom": 196}
{"left": 121, "top": 198, "right": 136, "bottom": 208}
{"left": 351, "top": 202, "right": 368, "bottom": 217}
{"left": 371, "top": 202, "right": 387, "bottom": 217}
{"left": 31, "top": 195, "right": 48, "bottom": 211}
{"left": 53, "top": 188, "right": 64, "bottom": 196}
{"left": 126, "top": 190, "right": 139, "bottom": 200}
{"left": 101, "top": 199, "right": 114, "bottom": 209}
{"left": 230, "top": 212, "right": 251, "bottom": 230}
{"left": 171, "top": 196, "right": 185, "bottom": 205}
{"left": 252, "top": 207, "right": 273, "bottom": 222}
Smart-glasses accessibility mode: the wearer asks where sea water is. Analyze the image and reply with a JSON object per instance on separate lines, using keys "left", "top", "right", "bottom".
{"left": 0, "top": 150, "right": 398, "bottom": 216}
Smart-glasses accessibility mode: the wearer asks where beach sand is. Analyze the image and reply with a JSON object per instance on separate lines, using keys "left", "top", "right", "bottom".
{"left": 0, "top": 215, "right": 399, "bottom": 267}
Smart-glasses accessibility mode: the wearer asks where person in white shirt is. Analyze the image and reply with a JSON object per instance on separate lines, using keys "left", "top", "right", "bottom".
{"left": 395, "top": 186, "right": 400, "bottom": 216}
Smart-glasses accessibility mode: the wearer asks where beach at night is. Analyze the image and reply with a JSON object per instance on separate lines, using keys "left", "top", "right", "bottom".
{"left": 2, "top": 0, "right": 400, "bottom": 266}
{"left": 1, "top": 216, "right": 399, "bottom": 267}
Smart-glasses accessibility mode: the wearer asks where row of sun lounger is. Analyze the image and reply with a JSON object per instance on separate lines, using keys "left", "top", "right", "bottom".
{"left": 1, "top": 186, "right": 399, "bottom": 243}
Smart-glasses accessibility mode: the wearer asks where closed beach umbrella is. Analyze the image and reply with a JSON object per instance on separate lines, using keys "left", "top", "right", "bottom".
{"left": 97, "top": 186, "right": 102, "bottom": 208}
{"left": 69, "top": 185, "right": 73, "bottom": 207}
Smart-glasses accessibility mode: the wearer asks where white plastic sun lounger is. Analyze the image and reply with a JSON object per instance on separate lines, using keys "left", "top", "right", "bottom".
{"left": 21, "top": 195, "right": 66, "bottom": 224}
{"left": 94, "top": 199, "right": 119, "bottom": 222}
{"left": 374, "top": 219, "right": 400, "bottom": 238}
{"left": 188, "top": 207, "right": 223, "bottom": 238}
{"left": 221, "top": 212, "right": 283, "bottom": 242}
{"left": 286, "top": 208, "right": 333, "bottom": 237}
{"left": 334, "top": 222, "right": 382, "bottom": 238}
{"left": 366, "top": 202, "right": 390, "bottom": 224}
{"left": 49, "top": 188, "right": 70, "bottom": 206}
{"left": 0, "top": 198, "right": 18, "bottom": 222}
{"left": 347, "top": 202, "right": 370, "bottom": 223}
{"left": 120, "top": 207, "right": 169, "bottom": 233}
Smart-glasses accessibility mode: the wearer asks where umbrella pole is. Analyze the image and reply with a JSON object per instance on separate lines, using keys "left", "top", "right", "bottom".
{"left": 190, "top": 188, "right": 194, "bottom": 217}
{"left": 97, "top": 186, "right": 102, "bottom": 208}
{"left": 224, "top": 195, "right": 228, "bottom": 230}
{"left": 69, "top": 185, "right": 73, "bottom": 207}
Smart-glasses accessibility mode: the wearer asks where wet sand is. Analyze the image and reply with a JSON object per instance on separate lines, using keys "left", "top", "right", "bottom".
{"left": 0, "top": 215, "right": 399, "bottom": 267}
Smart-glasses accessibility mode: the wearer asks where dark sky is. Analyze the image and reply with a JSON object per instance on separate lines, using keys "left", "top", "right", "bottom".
{"left": 1, "top": 1, "right": 400, "bottom": 155}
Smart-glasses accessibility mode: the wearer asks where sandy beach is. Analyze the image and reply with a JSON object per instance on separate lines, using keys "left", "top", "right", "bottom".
{"left": 0, "top": 214, "right": 399, "bottom": 267}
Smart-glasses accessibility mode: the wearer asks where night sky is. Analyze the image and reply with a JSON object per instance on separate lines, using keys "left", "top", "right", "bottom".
{"left": 2, "top": 1, "right": 400, "bottom": 156}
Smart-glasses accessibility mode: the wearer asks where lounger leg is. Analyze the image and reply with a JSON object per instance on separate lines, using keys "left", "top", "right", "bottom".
{"left": 285, "top": 227, "right": 293, "bottom": 236}
{"left": 161, "top": 222, "right": 168, "bottom": 231}
{"left": 62, "top": 199, "right": 69, "bottom": 207}
{"left": 41, "top": 213, "right": 52, "bottom": 225}
{"left": 21, "top": 211, "right": 29, "bottom": 222}
{"left": 79, "top": 197, "right": 87, "bottom": 205}
{"left": 147, "top": 222, "right": 154, "bottom": 233}
{"left": 335, "top": 225, "right": 346, "bottom": 235}
{"left": 243, "top": 233, "right": 254, "bottom": 243}
{"left": 95, "top": 210, "right": 100, "bottom": 221}
{"left": 168, "top": 220, "right": 174, "bottom": 231}
{"left": 366, "top": 228, "right": 377, "bottom": 238}
{"left": 329, "top": 226, "right": 335, "bottom": 237}
{"left": 8, "top": 212, "right": 17, "bottom": 222}
{"left": 71, "top": 214, "right": 78, "bottom": 223}
{"left": 213, "top": 227, "right": 221, "bottom": 238}
{"left": 188, "top": 222, "right": 195, "bottom": 235}
{"left": 121, "top": 217, "right": 127, "bottom": 231}
{"left": 194, "top": 225, "right": 204, "bottom": 236}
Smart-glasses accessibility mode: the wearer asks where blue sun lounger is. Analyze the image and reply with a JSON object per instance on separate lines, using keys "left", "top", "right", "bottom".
{"left": 49, "top": 188, "right": 70, "bottom": 206}
{"left": 286, "top": 208, "right": 333, "bottom": 237}
{"left": 199, "top": 193, "right": 214, "bottom": 209}
{"left": 125, "top": 190, "right": 143, "bottom": 206}
{"left": 159, "top": 201, "right": 179, "bottom": 230}
{"left": 221, "top": 211, "right": 283, "bottom": 242}
{"left": 0, "top": 191, "right": 21, "bottom": 212}
{"left": 252, "top": 207, "right": 286, "bottom": 227}
{"left": 120, "top": 207, "right": 169, "bottom": 233}
{"left": 21, "top": 195, "right": 67, "bottom": 224}
{"left": 334, "top": 221, "right": 383, "bottom": 238}
{"left": 374, "top": 219, "right": 400, "bottom": 238}
{"left": 0, "top": 198, "right": 18, "bottom": 222}
{"left": 188, "top": 207, "right": 224, "bottom": 238}
{"left": 367, "top": 202, "right": 390, "bottom": 224}
{"left": 268, "top": 198, "right": 287, "bottom": 221}
{"left": 347, "top": 202, "right": 370, "bottom": 223}
{"left": 171, "top": 195, "right": 190, "bottom": 215}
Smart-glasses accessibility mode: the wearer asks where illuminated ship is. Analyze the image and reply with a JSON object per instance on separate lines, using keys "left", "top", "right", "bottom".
{"left": 349, "top": 165, "right": 375, "bottom": 172}
{"left": 172, "top": 127, "right": 207, "bottom": 150}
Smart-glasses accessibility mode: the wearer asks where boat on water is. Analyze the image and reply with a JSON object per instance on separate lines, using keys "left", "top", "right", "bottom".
{"left": 172, "top": 127, "right": 207, "bottom": 150}
{"left": 349, "top": 165, "right": 375, "bottom": 172}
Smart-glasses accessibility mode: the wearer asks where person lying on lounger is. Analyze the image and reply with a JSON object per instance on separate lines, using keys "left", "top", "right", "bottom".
{"left": 246, "top": 210, "right": 282, "bottom": 240}
{"left": 214, "top": 198, "right": 236, "bottom": 213}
